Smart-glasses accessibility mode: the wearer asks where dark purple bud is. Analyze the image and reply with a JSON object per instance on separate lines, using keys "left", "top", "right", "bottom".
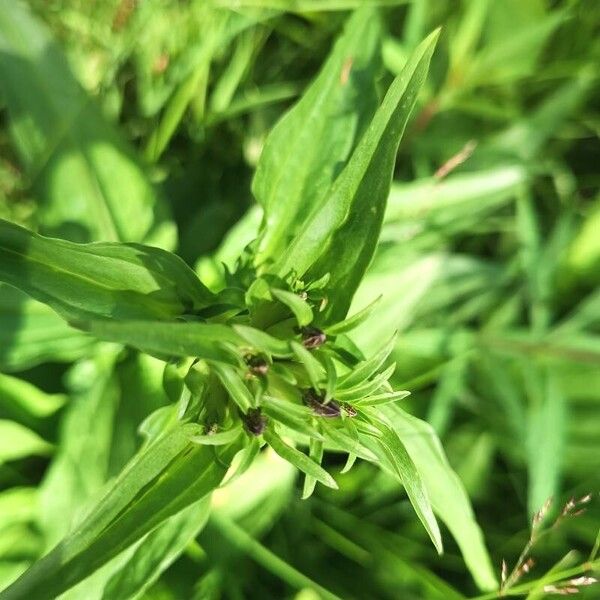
{"left": 245, "top": 354, "right": 269, "bottom": 376}
{"left": 243, "top": 408, "right": 267, "bottom": 436}
{"left": 301, "top": 326, "right": 326, "bottom": 349}
{"left": 303, "top": 389, "right": 341, "bottom": 418}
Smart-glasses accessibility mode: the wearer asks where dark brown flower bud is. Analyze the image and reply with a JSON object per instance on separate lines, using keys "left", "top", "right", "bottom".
{"left": 303, "top": 389, "right": 341, "bottom": 418}
{"left": 301, "top": 326, "right": 326, "bottom": 349}
{"left": 245, "top": 354, "right": 269, "bottom": 376}
{"left": 243, "top": 408, "right": 267, "bottom": 436}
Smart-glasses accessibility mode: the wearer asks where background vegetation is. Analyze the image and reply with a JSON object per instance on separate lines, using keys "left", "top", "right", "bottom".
{"left": 0, "top": 0, "right": 599, "bottom": 598}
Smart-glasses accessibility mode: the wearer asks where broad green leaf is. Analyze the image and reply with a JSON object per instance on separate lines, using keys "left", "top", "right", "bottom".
{"left": 0, "top": 1, "right": 175, "bottom": 247}
{"left": 0, "top": 421, "right": 52, "bottom": 464}
{"left": 100, "top": 497, "right": 212, "bottom": 600}
{"left": 0, "top": 220, "right": 214, "bottom": 322}
{"left": 271, "top": 289, "right": 313, "bottom": 327}
{"left": 0, "top": 285, "right": 93, "bottom": 372}
{"left": 1, "top": 426, "right": 240, "bottom": 600}
{"left": 253, "top": 8, "right": 381, "bottom": 264}
{"left": 81, "top": 320, "right": 240, "bottom": 364}
{"left": 276, "top": 30, "right": 440, "bottom": 322}
{"left": 362, "top": 414, "right": 443, "bottom": 554}
{"left": 263, "top": 429, "right": 338, "bottom": 490}
{"left": 383, "top": 406, "right": 498, "bottom": 591}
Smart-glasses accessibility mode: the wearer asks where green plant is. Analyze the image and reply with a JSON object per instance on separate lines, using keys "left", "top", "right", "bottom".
{"left": 0, "top": 6, "right": 501, "bottom": 599}
{"left": 1, "top": 1, "right": 599, "bottom": 599}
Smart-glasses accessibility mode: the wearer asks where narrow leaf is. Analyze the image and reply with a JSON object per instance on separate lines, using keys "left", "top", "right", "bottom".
{"left": 271, "top": 289, "right": 313, "bottom": 327}
{"left": 263, "top": 429, "right": 337, "bottom": 490}
{"left": 211, "top": 363, "right": 255, "bottom": 411}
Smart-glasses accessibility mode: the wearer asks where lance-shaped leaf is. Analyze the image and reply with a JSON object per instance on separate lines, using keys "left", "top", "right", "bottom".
{"left": 275, "top": 30, "right": 440, "bottom": 322}
{"left": 253, "top": 8, "right": 381, "bottom": 264}
{"left": 0, "top": 219, "right": 214, "bottom": 322}
{"left": 81, "top": 321, "right": 242, "bottom": 364}
{"left": 360, "top": 413, "right": 443, "bottom": 554}
{"left": 383, "top": 405, "right": 497, "bottom": 591}
{"left": 0, "top": 1, "right": 175, "bottom": 247}
{"left": 0, "top": 425, "right": 241, "bottom": 600}
{"left": 263, "top": 429, "right": 338, "bottom": 490}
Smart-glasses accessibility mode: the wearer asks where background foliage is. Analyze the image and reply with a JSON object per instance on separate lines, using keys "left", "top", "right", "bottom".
{"left": 0, "top": 0, "right": 599, "bottom": 599}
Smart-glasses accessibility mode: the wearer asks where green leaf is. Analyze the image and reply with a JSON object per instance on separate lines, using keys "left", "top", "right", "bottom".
{"left": 291, "top": 341, "right": 325, "bottom": 390}
{"left": 253, "top": 8, "right": 381, "bottom": 264}
{"left": 0, "top": 421, "right": 52, "bottom": 464}
{"left": 0, "top": 372, "right": 65, "bottom": 424}
{"left": 81, "top": 320, "right": 240, "bottom": 363}
{"left": 275, "top": 29, "right": 440, "bottom": 322}
{"left": 210, "top": 363, "right": 255, "bottom": 411}
{"left": 324, "top": 296, "right": 381, "bottom": 335}
{"left": 338, "top": 335, "right": 396, "bottom": 389}
{"left": 383, "top": 406, "right": 497, "bottom": 591}
{"left": 302, "top": 438, "right": 324, "bottom": 500}
{"left": 0, "top": 284, "right": 93, "bottom": 372}
{"left": 354, "top": 390, "right": 410, "bottom": 407}
{"left": 362, "top": 414, "right": 443, "bottom": 554}
{"left": 320, "top": 421, "right": 378, "bottom": 462}
{"left": 38, "top": 349, "right": 121, "bottom": 547}
{"left": 263, "top": 429, "right": 338, "bottom": 490}
{"left": 101, "top": 496, "right": 212, "bottom": 600}
{"left": 0, "top": 220, "right": 214, "bottom": 322}
{"left": 233, "top": 325, "right": 292, "bottom": 357}
{"left": 2, "top": 426, "right": 240, "bottom": 599}
{"left": 271, "top": 289, "right": 313, "bottom": 327}
{"left": 0, "top": 1, "right": 175, "bottom": 247}
{"left": 525, "top": 366, "right": 566, "bottom": 518}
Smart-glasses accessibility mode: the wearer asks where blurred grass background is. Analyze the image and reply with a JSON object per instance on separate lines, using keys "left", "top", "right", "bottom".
{"left": 0, "top": 0, "right": 599, "bottom": 598}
